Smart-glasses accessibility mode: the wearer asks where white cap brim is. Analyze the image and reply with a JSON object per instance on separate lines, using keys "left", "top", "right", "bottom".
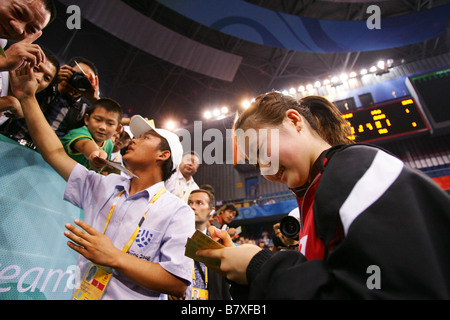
{"left": 129, "top": 115, "right": 183, "bottom": 172}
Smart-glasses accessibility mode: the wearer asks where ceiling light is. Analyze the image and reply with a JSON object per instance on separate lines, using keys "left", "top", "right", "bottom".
{"left": 221, "top": 106, "right": 229, "bottom": 114}
{"left": 165, "top": 121, "right": 176, "bottom": 131}
{"left": 360, "top": 68, "right": 368, "bottom": 75}
{"left": 204, "top": 111, "right": 212, "bottom": 119}
{"left": 242, "top": 100, "right": 251, "bottom": 109}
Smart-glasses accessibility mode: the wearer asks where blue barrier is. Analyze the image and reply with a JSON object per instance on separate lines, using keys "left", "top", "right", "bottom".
{"left": 0, "top": 135, "right": 83, "bottom": 300}
{"left": 234, "top": 200, "right": 298, "bottom": 221}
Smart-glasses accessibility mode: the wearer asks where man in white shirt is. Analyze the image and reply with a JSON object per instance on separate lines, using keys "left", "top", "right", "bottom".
{"left": 165, "top": 151, "right": 200, "bottom": 202}
{"left": 10, "top": 66, "right": 195, "bottom": 300}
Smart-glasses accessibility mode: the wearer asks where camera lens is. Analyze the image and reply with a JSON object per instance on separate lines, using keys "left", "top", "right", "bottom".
{"left": 280, "top": 216, "right": 300, "bottom": 239}
{"left": 68, "top": 72, "right": 92, "bottom": 92}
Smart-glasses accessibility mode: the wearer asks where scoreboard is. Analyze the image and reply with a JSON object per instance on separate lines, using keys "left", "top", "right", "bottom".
{"left": 342, "top": 97, "right": 430, "bottom": 143}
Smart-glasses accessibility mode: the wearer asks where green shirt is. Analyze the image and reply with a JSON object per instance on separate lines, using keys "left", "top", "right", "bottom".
{"left": 61, "top": 126, "right": 114, "bottom": 170}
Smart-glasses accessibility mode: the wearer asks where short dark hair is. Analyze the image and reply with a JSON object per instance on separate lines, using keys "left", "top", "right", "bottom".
{"left": 155, "top": 134, "right": 175, "bottom": 182}
{"left": 190, "top": 189, "right": 216, "bottom": 209}
{"left": 199, "top": 184, "right": 215, "bottom": 196}
{"left": 41, "top": 47, "right": 60, "bottom": 78}
{"left": 220, "top": 204, "right": 239, "bottom": 217}
{"left": 68, "top": 57, "right": 99, "bottom": 76}
{"left": 42, "top": 0, "right": 57, "bottom": 25}
{"left": 87, "top": 98, "right": 123, "bottom": 125}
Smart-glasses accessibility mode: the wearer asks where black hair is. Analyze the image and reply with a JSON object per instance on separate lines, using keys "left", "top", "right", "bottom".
{"left": 41, "top": 47, "right": 60, "bottom": 77}
{"left": 42, "top": 0, "right": 57, "bottom": 25}
{"left": 67, "top": 57, "right": 99, "bottom": 76}
{"left": 220, "top": 203, "right": 239, "bottom": 218}
{"left": 157, "top": 136, "right": 175, "bottom": 182}
{"left": 87, "top": 98, "right": 123, "bottom": 125}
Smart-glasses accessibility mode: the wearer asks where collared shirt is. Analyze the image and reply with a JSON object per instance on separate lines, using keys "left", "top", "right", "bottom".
{"left": 60, "top": 125, "right": 114, "bottom": 170}
{"left": 64, "top": 164, "right": 195, "bottom": 300}
{"left": 165, "top": 168, "right": 199, "bottom": 203}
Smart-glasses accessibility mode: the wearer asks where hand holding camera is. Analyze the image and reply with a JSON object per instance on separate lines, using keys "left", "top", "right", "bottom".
{"left": 56, "top": 63, "right": 99, "bottom": 101}
{"left": 272, "top": 216, "right": 300, "bottom": 250}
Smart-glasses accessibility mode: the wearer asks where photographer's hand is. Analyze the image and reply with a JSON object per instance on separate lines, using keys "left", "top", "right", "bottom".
{"left": 55, "top": 65, "right": 74, "bottom": 84}
{"left": 273, "top": 222, "right": 299, "bottom": 248}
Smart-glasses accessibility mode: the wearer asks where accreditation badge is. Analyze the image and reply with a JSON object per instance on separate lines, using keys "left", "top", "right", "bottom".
{"left": 72, "top": 263, "right": 113, "bottom": 300}
{"left": 190, "top": 287, "right": 208, "bottom": 300}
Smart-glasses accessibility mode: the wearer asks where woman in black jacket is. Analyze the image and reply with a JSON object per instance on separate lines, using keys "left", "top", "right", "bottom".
{"left": 198, "top": 92, "right": 450, "bottom": 299}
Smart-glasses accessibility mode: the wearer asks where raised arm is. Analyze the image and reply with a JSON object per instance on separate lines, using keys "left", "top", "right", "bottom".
{"left": 9, "top": 66, "right": 77, "bottom": 181}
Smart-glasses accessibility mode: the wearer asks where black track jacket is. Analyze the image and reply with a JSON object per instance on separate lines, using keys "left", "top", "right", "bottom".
{"left": 241, "top": 144, "right": 450, "bottom": 299}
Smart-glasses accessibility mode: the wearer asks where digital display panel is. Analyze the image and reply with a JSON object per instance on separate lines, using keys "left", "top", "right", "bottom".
{"left": 406, "top": 67, "right": 450, "bottom": 134}
{"left": 342, "top": 98, "right": 430, "bottom": 143}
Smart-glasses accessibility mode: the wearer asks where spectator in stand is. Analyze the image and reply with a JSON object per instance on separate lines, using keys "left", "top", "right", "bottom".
{"left": 210, "top": 203, "right": 240, "bottom": 238}
{"left": 38, "top": 56, "right": 101, "bottom": 139}
{"left": 0, "top": 48, "right": 59, "bottom": 144}
{"left": 165, "top": 151, "right": 200, "bottom": 202}
{"left": 101, "top": 129, "right": 132, "bottom": 176}
{"left": 0, "top": 0, "right": 56, "bottom": 129}
{"left": 173, "top": 188, "right": 231, "bottom": 300}
{"left": 60, "top": 98, "right": 123, "bottom": 171}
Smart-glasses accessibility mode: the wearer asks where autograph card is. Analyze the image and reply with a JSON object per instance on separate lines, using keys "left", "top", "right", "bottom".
{"left": 104, "top": 160, "right": 139, "bottom": 178}
{"left": 185, "top": 231, "right": 224, "bottom": 272}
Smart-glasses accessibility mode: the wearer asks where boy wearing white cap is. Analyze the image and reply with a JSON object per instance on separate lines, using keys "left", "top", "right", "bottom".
{"left": 9, "top": 66, "right": 195, "bottom": 300}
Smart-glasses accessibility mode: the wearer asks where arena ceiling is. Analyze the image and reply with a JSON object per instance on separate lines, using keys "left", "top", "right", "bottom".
{"left": 37, "top": 0, "right": 450, "bottom": 129}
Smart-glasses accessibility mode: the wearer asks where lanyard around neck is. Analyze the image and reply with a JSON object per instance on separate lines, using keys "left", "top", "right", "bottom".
{"left": 103, "top": 186, "right": 166, "bottom": 253}
{"left": 192, "top": 261, "right": 208, "bottom": 287}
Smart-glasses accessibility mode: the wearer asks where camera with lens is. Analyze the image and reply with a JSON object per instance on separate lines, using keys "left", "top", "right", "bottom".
{"left": 68, "top": 72, "right": 92, "bottom": 92}
{"left": 279, "top": 216, "right": 300, "bottom": 239}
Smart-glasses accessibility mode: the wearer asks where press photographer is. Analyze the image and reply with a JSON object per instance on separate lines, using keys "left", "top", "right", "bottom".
{"left": 272, "top": 208, "right": 300, "bottom": 252}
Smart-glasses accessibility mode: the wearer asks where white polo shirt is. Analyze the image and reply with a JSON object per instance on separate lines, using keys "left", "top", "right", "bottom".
{"left": 64, "top": 164, "right": 195, "bottom": 300}
{"left": 165, "top": 168, "right": 199, "bottom": 203}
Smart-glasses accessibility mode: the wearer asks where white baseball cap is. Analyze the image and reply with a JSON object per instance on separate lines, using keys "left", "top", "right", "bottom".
{"left": 129, "top": 115, "right": 183, "bottom": 172}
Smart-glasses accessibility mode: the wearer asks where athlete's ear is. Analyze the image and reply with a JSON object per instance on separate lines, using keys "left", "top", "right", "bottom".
{"left": 285, "top": 109, "right": 303, "bottom": 132}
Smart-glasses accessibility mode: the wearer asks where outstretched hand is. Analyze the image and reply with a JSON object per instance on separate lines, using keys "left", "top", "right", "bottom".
{"left": 196, "top": 226, "right": 262, "bottom": 284}
{"left": 9, "top": 65, "right": 39, "bottom": 100}
{"left": 89, "top": 152, "right": 108, "bottom": 172}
